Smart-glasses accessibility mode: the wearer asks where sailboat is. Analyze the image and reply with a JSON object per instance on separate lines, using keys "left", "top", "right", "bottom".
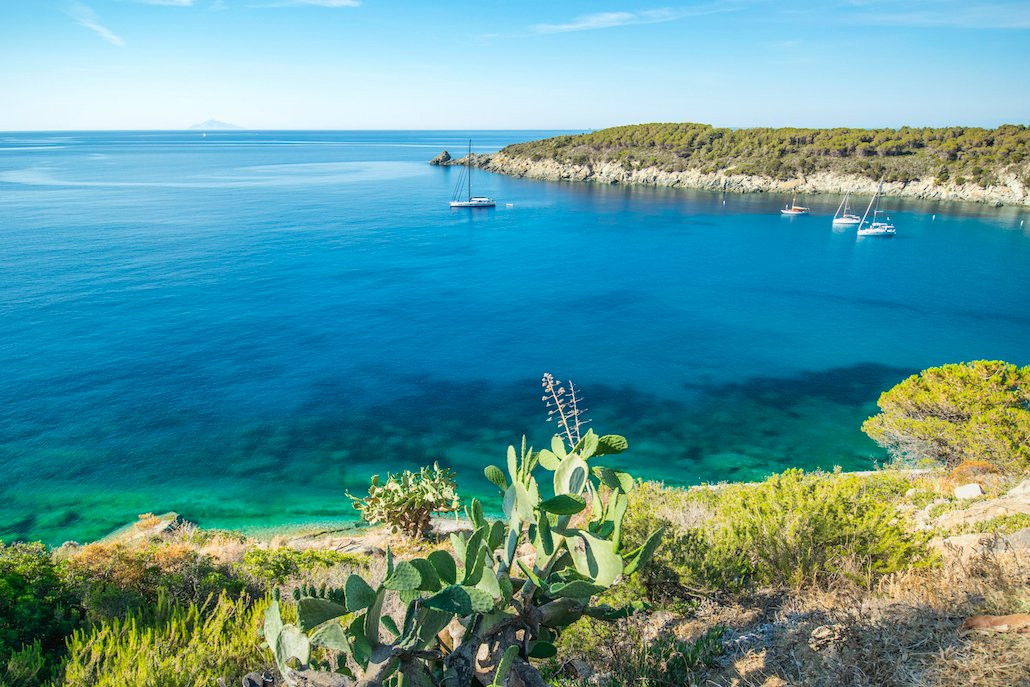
{"left": 449, "top": 139, "right": 495, "bottom": 208}
{"left": 831, "top": 191, "right": 861, "bottom": 226}
{"left": 780, "top": 192, "right": 810, "bottom": 215}
{"left": 856, "top": 179, "right": 896, "bottom": 237}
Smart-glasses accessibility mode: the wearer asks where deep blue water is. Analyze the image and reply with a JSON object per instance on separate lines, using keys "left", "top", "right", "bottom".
{"left": 1, "top": 130, "right": 1028, "bottom": 544}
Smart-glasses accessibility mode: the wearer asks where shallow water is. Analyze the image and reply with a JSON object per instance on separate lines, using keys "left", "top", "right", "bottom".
{"left": 1, "top": 130, "right": 1028, "bottom": 544}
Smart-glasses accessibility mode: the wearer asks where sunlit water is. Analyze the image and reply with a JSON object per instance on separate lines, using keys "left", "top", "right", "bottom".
{"left": 1, "top": 131, "right": 1028, "bottom": 544}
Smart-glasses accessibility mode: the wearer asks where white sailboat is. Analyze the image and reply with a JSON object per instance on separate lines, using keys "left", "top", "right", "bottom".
{"left": 449, "top": 139, "right": 495, "bottom": 208}
{"left": 856, "top": 179, "right": 896, "bottom": 237}
{"left": 831, "top": 191, "right": 861, "bottom": 226}
{"left": 780, "top": 192, "right": 810, "bottom": 215}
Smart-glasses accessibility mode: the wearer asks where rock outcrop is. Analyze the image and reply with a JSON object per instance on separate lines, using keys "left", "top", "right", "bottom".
{"left": 429, "top": 150, "right": 1030, "bottom": 206}
{"left": 428, "top": 150, "right": 451, "bottom": 166}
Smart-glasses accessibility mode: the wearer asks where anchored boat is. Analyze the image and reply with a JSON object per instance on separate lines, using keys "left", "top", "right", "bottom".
{"left": 449, "top": 139, "right": 495, "bottom": 208}
{"left": 831, "top": 191, "right": 861, "bottom": 226}
{"left": 856, "top": 179, "right": 896, "bottom": 237}
{"left": 780, "top": 192, "right": 810, "bottom": 215}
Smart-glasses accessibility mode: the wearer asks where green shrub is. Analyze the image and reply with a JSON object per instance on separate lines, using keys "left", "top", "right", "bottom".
{"left": 59, "top": 593, "right": 268, "bottom": 687}
{"left": 239, "top": 548, "right": 368, "bottom": 585}
{"left": 348, "top": 462, "right": 460, "bottom": 538}
{"left": 621, "top": 483, "right": 753, "bottom": 600}
{"left": 551, "top": 618, "right": 724, "bottom": 687}
{"left": 0, "top": 542, "right": 81, "bottom": 680}
{"left": 717, "top": 470, "right": 929, "bottom": 587}
{"left": 623, "top": 471, "right": 929, "bottom": 596}
{"left": 957, "top": 513, "right": 1030, "bottom": 535}
{"left": 62, "top": 540, "right": 246, "bottom": 622}
{"left": 1, "top": 642, "right": 47, "bottom": 687}
{"left": 862, "top": 360, "right": 1030, "bottom": 474}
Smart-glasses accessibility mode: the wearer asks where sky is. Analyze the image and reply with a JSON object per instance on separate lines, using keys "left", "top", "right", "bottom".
{"left": 0, "top": 0, "right": 1028, "bottom": 130}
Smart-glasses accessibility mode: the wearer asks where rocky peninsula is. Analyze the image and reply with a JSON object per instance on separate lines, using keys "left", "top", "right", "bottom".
{"left": 432, "top": 123, "right": 1030, "bottom": 206}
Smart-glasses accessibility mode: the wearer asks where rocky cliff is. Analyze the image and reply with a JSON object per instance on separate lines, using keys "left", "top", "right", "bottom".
{"left": 436, "top": 152, "right": 1029, "bottom": 206}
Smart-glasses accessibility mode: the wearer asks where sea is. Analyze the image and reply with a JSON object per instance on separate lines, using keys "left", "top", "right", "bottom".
{"left": 1, "top": 130, "right": 1028, "bottom": 545}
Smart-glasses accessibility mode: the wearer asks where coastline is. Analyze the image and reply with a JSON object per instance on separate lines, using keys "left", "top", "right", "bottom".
{"left": 96, "top": 468, "right": 935, "bottom": 545}
{"left": 436, "top": 152, "right": 1030, "bottom": 206}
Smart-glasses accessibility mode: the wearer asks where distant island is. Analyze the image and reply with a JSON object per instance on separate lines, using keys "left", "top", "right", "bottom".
{"left": 188, "top": 119, "right": 241, "bottom": 130}
{"left": 433, "top": 123, "right": 1030, "bottom": 205}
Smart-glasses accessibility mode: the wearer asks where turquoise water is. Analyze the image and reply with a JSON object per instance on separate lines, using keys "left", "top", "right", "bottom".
{"left": 1, "top": 131, "right": 1028, "bottom": 545}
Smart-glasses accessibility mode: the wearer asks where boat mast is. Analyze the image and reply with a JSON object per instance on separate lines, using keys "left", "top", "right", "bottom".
{"left": 467, "top": 139, "right": 472, "bottom": 201}
{"left": 858, "top": 180, "right": 880, "bottom": 230}
{"left": 834, "top": 192, "right": 847, "bottom": 219}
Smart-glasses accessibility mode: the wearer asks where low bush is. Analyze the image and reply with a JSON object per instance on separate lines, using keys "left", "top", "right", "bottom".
{"left": 0, "top": 542, "right": 81, "bottom": 682}
{"left": 718, "top": 469, "right": 930, "bottom": 587}
{"left": 623, "top": 470, "right": 931, "bottom": 597}
{"left": 1, "top": 641, "right": 48, "bottom": 687}
{"left": 551, "top": 616, "right": 725, "bottom": 687}
{"left": 238, "top": 547, "right": 368, "bottom": 585}
{"left": 956, "top": 513, "right": 1030, "bottom": 535}
{"left": 62, "top": 540, "right": 246, "bottom": 621}
{"left": 59, "top": 593, "right": 268, "bottom": 687}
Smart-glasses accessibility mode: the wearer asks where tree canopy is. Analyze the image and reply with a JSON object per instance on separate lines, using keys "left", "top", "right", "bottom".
{"left": 862, "top": 360, "right": 1030, "bottom": 473}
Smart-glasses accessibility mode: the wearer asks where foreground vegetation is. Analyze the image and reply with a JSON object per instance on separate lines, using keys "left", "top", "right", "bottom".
{"left": 499, "top": 123, "right": 1030, "bottom": 188}
{"left": 1, "top": 362, "right": 1027, "bottom": 686}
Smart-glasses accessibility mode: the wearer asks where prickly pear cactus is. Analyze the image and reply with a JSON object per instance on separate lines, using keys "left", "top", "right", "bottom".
{"left": 348, "top": 463, "right": 460, "bottom": 539}
{"left": 264, "top": 417, "right": 662, "bottom": 687}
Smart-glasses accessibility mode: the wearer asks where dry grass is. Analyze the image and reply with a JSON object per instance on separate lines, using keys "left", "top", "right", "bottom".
{"left": 704, "top": 546, "right": 1029, "bottom": 687}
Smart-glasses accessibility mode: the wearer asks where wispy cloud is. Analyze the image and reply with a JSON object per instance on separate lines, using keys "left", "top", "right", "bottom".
{"left": 71, "top": 2, "right": 125, "bottom": 46}
{"left": 530, "top": 5, "right": 739, "bottom": 34}
{"left": 532, "top": 9, "right": 677, "bottom": 33}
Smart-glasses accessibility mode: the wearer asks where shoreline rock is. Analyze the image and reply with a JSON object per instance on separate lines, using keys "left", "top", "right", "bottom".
{"left": 428, "top": 150, "right": 451, "bottom": 166}
{"left": 429, "top": 150, "right": 1030, "bottom": 206}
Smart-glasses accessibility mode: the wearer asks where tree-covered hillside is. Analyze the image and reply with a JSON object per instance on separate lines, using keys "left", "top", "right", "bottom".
{"left": 500, "top": 123, "right": 1030, "bottom": 187}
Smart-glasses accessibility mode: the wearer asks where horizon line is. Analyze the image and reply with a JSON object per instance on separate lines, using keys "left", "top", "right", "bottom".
{"left": 3, "top": 122, "right": 1028, "bottom": 134}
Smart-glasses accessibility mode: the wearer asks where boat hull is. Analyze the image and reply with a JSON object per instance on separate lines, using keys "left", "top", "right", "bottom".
{"left": 781, "top": 209, "right": 809, "bottom": 215}
{"left": 449, "top": 200, "right": 495, "bottom": 208}
{"left": 832, "top": 216, "right": 861, "bottom": 226}
{"left": 857, "top": 226, "right": 896, "bottom": 237}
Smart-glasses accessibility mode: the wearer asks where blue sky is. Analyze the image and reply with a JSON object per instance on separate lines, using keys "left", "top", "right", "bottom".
{"left": 1, "top": 0, "right": 1028, "bottom": 130}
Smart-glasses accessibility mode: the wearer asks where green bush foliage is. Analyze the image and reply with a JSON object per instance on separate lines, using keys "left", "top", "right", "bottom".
{"left": 718, "top": 470, "right": 930, "bottom": 587}
{"left": 862, "top": 360, "right": 1030, "bottom": 473}
{"left": 349, "top": 462, "right": 461, "bottom": 538}
{"left": 0, "top": 542, "right": 81, "bottom": 681}
{"left": 59, "top": 593, "right": 268, "bottom": 687}
{"left": 502, "top": 123, "right": 1030, "bottom": 185}
{"left": 62, "top": 540, "right": 246, "bottom": 622}
{"left": 550, "top": 619, "right": 724, "bottom": 687}
{"left": 623, "top": 471, "right": 930, "bottom": 595}
{"left": 621, "top": 483, "right": 753, "bottom": 599}
{"left": 240, "top": 548, "right": 369, "bottom": 585}
{"left": 2, "top": 642, "right": 48, "bottom": 687}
